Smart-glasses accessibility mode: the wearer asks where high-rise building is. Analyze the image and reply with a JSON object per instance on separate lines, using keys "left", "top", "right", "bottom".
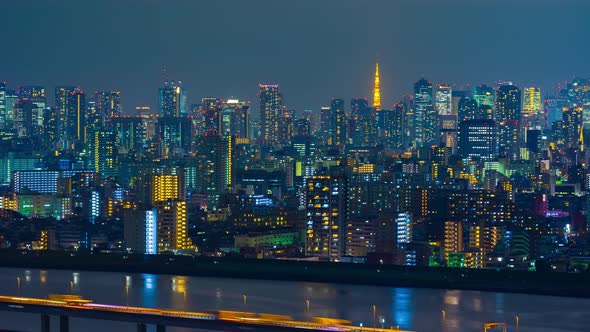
{"left": 319, "top": 106, "right": 331, "bottom": 143}
{"left": 294, "top": 118, "right": 311, "bottom": 137}
{"left": 345, "top": 215, "right": 377, "bottom": 257}
{"left": 458, "top": 96, "right": 478, "bottom": 121}
{"left": 124, "top": 208, "right": 158, "bottom": 255}
{"left": 154, "top": 200, "right": 193, "bottom": 252}
{"left": 458, "top": 119, "right": 498, "bottom": 161}
{"left": 158, "top": 81, "right": 183, "bottom": 117}
{"left": 151, "top": 174, "right": 182, "bottom": 204}
{"left": 373, "top": 62, "right": 381, "bottom": 111}
{"left": 305, "top": 172, "right": 346, "bottom": 261}
{"left": 350, "top": 98, "right": 373, "bottom": 147}
{"left": 201, "top": 97, "right": 222, "bottom": 136}
{"left": 113, "top": 117, "right": 146, "bottom": 154}
{"left": 495, "top": 83, "right": 521, "bottom": 158}
{"left": 439, "top": 114, "right": 458, "bottom": 153}
{"left": 259, "top": 84, "right": 283, "bottom": 147}
{"left": 329, "top": 99, "right": 347, "bottom": 148}
{"left": 562, "top": 106, "right": 583, "bottom": 149}
{"left": 0, "top": 82, "right": 6, "bottom": 130}
{"left": 196, "top": 135, "right": 234, "bottom": 205}
{"left": 567, "top": 77, "right": 590, "bottom": 106}
{"left": 395, "top": 213, "right": 412, "bottom": 249}
{"left": 413, "top": 78, "right": 435, "bottom": 145}
{"left": 3, "top": 89, "right": 18, "bottom": 131}
{"left": 473, "top": 85, "right": 494, "bottom": 109}
{"left": 157, "top": 117, "right": 192, "bottom": 156}
{"left": 435, "top": 84, "right": 452, "bottom": 116}
{"left": 378, "top": 105, "right": 404, "bottom": 150}
{"left": 55, "top": 87, "right": 86, "bottom": 147}
{"left": 522, "top": 87, "right": 542, "bottom": 128}
{"left": 545, "top": 96, "right": 568, "bottom": 128}
{"left": 278, "top": 109, "right": 295, "bottom": 144}
{"left": 220, "top": 99, "right": 250, "bottom": 138}
{"left": 90, "top": 129, "right": 117, "bottom": 178}
{"left": 96, "top": 91, "right": 121, "bottom": 127}
{"left": 444, "top": 221, "right": 463, "bottom": 262}
{"left": 18, "top": 86, "right": 46, "bottom": 136}
{"left": 14, "top": 99, "right": 34, "bottom": 137}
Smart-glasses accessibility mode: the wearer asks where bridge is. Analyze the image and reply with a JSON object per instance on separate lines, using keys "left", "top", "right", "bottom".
{"left": 0, "top": 295, "right": 413, "bottom": 332}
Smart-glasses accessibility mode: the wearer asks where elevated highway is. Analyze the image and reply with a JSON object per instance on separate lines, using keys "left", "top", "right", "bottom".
{"left": 0, "top": 295, "right": 413, "bottom": 332}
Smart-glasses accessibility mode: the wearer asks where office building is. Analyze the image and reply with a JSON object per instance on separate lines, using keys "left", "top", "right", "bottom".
{"left": 414, "top": 78, "right": 435, "bottom": 145}
{"left": 158, "top": 81, "right": 184, "bottom": 117}
{"left": 328, "top": 99, "right": 347, "bottom": 148}
{"left": 259, "top": 84, "right": 283, "bottom": 147}
{"left": 435, "top": 84, "right": 452, "bottom": 116}
{"left": 522, "top": 87, "right": 542, "bottom": 128}
{"left": 350, "top": 98, "right": 373, "bottom": 147}
{"left": 495, "top": 83, "right": 521, "bottom": 158}
{"left": 95, "top": 91, "right": 121, "bottom": 127}
{"left": 458, "top": 119, "right": 498, "bottom": 161}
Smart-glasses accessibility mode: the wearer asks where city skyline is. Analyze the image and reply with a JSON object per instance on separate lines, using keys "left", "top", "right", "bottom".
{"left": 1, "top": 0, "right": 589, "bottom": 112}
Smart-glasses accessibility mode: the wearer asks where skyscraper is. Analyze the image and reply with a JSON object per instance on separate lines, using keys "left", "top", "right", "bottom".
{"left": 201, "top": 97, "right": 222, "bottom": 136}
{"left": 378, "top": 105, "right": 404, "bottom": 150}
{"left": 474, "top": 85, "right": 494, "bottom": 109}
{"left": 113, "top": 117, "right": 146, "bottom": 155}
{"left": 373, "top": 62, "right": 381, "bottom": 111}
{"left": 458, "top": 96, "right": 478, "bottom": 121}
{"left": 435, "top": 84, "right": 452, "bottom": 116}
{"left": 90, "top": 129, "right": 117, "bottom": 177}
{"left": 329, "top": 99, "right": 347, "bottom": 148}
{"left": 196, "top": 134, "right": 234, "bottom": 206}
{"left": 0, "top": 82, "right": 5, "bottom": 130}
{"left": 158, "top": 81, "right": 183, "bottom": 117}
{"left": 18, "top": 86, "right": 46, "bottom": 138}
{"left": 96, "top": 91, "right": 121, "bottom": 127}
{"left": 220, "top": 99, "right": 250, "bottom": 139}
{"left": 495, "top": 83, "right": 521, "bottom": 158}
{"left": 458, "top": 119, "right": 498, "bottom": 161}
{"left": 157, "top": 117, "right": 192, "bottom": 157}
{"left": 55, "top": 87, "right": 86, "bottom": 147}
{"left": 522, "top": 87, "right": 542, "bottom": 128}
{"left": 278, "top": 109, "right": 295, "bottom": 144}
{"left": 350, "top": 98, "right": 374, "bottom": 147}
{"left": 259, "top": 84, "right": 283, "bottom": 147}
{"left": 413, "top": 78, "right": 435, "bottom": 145}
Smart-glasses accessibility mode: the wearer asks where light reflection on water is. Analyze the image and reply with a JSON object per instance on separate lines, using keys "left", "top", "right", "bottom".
{"left": 392, "top": 288, "right": 413, "bottom": 329}
{"left": 0, "top": 267, "right": 588, "bottom": 332}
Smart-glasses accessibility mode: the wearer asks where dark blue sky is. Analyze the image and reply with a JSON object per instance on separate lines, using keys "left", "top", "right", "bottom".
{"left": 1, "top": 0, "right": 589, "bottom": 114}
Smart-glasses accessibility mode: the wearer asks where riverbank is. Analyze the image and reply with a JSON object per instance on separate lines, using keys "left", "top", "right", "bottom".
{"left": 0, "top": 250, "right": 589, "bottom": 298}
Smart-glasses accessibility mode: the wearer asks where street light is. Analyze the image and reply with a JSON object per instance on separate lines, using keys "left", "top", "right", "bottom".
{"left": 16, "top": 277, "right": 20, "bottom": 289}
{"left": 360, "top": 322, "right": 363, "bottom": 332}
{"left": 243, "top": 294, "right": 247, "bottom": 305}
{"left": 515, "top": 315, "right": 519, "bottom": 332}
{"left": 372, "top": 305, "right": 377, "bottom": 331}
{"left": 306, "top": 299, "right": 310, "bottom": 313}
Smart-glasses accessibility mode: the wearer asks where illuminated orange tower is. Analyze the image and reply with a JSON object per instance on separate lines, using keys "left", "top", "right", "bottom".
{"left": 372, "top": 62, "right": 381, "bottom": 111}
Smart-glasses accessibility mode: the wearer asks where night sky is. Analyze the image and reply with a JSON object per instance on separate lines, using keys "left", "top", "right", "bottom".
{"left": 1, "top": 0, "right": 589, "bottom": 114}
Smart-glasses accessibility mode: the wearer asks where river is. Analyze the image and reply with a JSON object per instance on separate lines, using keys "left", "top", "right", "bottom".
{"left": 0, "top": 267, "right": 588, "bottom": 332}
